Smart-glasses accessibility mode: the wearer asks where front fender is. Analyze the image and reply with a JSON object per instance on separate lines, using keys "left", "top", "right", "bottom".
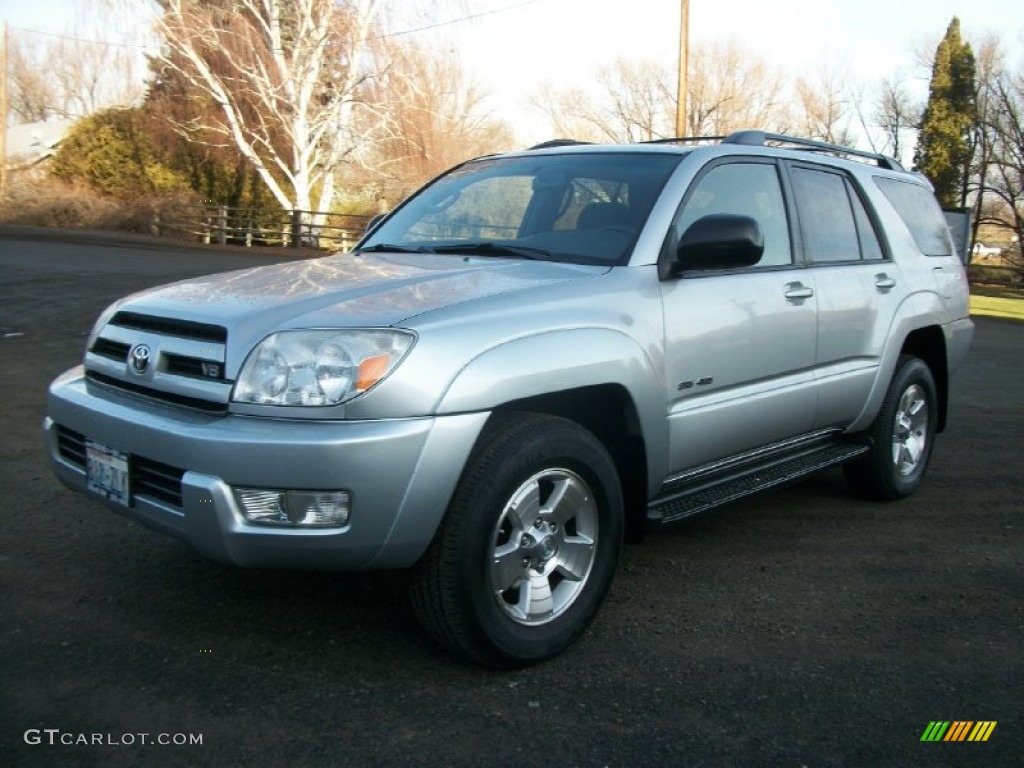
{"left": 436, "top": 328, "right": 670, "bottom": 491}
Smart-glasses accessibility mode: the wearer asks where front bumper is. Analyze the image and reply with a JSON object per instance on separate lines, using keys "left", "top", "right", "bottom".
{"left": 46, "top": 367, "right": 487, "bottom": 570}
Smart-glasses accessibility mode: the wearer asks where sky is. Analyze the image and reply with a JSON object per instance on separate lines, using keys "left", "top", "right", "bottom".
{"left": 2, "top": 0, "right": 1021, "bottom": 144}
{"left": 446, "top": 0, "right": 1020, "bottom": 110}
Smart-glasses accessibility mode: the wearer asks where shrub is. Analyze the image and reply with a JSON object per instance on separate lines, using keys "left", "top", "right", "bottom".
{"left": 50, "top": 108, "right": 191, "bottom": 200}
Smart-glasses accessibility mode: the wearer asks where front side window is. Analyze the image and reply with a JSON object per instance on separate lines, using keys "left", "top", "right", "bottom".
{"left": 361, "top": 153, "right": 683, "bottom": 265}
{"left": 675, "top": 162, "right": 793, "bottom": 267}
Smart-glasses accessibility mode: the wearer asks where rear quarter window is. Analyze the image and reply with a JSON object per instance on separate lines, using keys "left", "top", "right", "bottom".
{"left": 874, "top": 177, "right": 953, "bottom": 257}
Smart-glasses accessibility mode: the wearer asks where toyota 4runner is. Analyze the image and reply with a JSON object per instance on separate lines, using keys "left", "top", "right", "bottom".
{"left": 46, "top": 131, "right": 974, "bottom": 667}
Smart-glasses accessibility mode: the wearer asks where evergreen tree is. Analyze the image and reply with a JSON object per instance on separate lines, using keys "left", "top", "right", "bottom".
{"left": 50, "top": 108, "right": 189, "bottom": 200}
{"left": 914, "top": 17, "right": 977, "bottom": 208}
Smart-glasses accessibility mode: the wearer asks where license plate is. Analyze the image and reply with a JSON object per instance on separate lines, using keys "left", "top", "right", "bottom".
{"left": 85, "top": 440, "right": 131, "bottom": 507}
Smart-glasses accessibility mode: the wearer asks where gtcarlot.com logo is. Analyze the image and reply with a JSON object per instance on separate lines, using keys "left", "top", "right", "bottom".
{"left": 24, "top": 729, "right": 203, "bottom": 747}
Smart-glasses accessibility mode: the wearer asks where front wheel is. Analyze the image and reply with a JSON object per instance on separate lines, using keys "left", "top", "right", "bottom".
{"left": 410, "top": 412, "right": 623, "bottom": 668}
{"left": 845, "top": 355, "right": 938, "bottom": 500}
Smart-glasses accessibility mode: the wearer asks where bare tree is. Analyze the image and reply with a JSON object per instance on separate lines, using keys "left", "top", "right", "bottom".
{"left": 795, "top": 65, "right": 856, "bottom": 146}
{"left": 528, "top": 42, "right": 792, "bottom": 144}
{"left": 7, "top": 37, "right": 57, "bottom": 122}
{"left": 979, "top": 61, "right": 1024, "bottom": 267}
{"left": 872, "top": 75, "right": 920, "bottom": 164}
{"left": 965, "top": 37, "right": 1004, "bottom": 258}
{"left": 684, "top": 42, "right": 791, "bottom": 136}
{"left": 526, "top": 60, "right": 675, "bottom": 144}
{"left": 144, "top": 0, "right": 382, "bottom": 220}
{"left": 366, "top": 41, "right": 515, "bottom": 201}
{"left": 596, "top": 58, "right": 676, "bottom": 141}
{"left": 7, "top": 29, "right": 144, "bottom": 121}
{"left": 526, "top": 81, "right": 613, "bottom": 143}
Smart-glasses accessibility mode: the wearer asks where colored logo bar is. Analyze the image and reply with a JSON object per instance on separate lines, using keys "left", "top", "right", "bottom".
{"left": 920, "top": 721, "right": 997, "bottom": 742}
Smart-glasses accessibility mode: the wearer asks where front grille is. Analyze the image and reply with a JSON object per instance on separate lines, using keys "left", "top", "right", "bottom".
{"left": 134, "top": 456, "right": 185, "bottom": 507}
{"left": 87, "top": 311, "right": 230, "bottom": 411}
{"left": 165, "top": 353, "right": 225, "bottom": 381}
{"left": 55, "top": 426, "right": 185, "bottom": 508}
{"left": 91, "top": 338, "right": 130, "bottom": 362}
{"left": 109, "top": 311, "right": 227, "bottom": 343}
{"left": 56, "top": 426, "right": 87, "bottom": 466}
{"left": 87, "top": 371, "right": 228, "bottom": 413}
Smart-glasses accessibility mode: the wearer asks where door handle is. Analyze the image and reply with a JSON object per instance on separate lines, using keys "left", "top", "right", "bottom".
{"left": 784, "top": 283, "right": 814, "bottom": 301}
{"left": 875, "top": 274, "right": 896, "bottom": 291}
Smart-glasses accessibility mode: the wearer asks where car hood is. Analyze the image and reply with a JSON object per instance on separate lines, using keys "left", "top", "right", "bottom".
{"left": 115, "top": 251, "right": 607, "bottom": 350}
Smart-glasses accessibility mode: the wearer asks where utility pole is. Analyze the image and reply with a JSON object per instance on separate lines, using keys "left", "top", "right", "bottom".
{"left": 675, "top": 0, "right": 690, "bottom": 137}
{"left": 1, "top": 22, "right": 8, "bottom": 198}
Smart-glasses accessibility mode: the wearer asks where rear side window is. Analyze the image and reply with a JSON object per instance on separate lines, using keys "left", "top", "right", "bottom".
{"left": 790, "top": 166, "right": 884, "bottom": 263}
{"left": 874, "top": 177, "right": 953, "bottom": 257}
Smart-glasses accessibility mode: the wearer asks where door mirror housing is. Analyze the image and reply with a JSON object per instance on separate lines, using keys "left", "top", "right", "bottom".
{"left": 667, "top": 214, "right": 765, "bottom": 277}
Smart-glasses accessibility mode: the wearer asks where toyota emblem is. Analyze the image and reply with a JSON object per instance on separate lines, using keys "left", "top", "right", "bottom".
{"left": 129, "top": 344, "right": 152, "bottom": 375}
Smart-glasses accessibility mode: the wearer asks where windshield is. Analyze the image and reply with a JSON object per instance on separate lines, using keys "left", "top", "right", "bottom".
{"left": 358, "top": 152, "right": 683, "bottom": 265}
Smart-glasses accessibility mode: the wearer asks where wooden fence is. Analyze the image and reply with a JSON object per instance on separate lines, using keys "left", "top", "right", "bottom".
{"left": 151, "top": 205, "right": 373, "bottom": 252}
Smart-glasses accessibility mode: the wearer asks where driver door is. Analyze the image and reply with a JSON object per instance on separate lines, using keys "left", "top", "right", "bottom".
{"left": 661, "top": 159, "right": 819, "bottom": 473}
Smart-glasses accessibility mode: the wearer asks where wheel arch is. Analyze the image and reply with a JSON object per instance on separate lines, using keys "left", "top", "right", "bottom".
{"left": 435, "top": 328, "right": 669, "bottom": 541}
{"left": 492, "top": 385, "right": 649, "bottom": 543}
{"left": 901, "top": 325, "right": 949, "bottom": 432}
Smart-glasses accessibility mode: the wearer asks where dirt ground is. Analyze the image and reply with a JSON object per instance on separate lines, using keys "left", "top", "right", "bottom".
{"left": 1, "top": 227, "right": 1021, "bottom": 767}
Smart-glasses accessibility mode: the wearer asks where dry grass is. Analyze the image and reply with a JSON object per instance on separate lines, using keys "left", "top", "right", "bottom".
{"left": 0, "top": 176, "right": 198, "bottom": 236}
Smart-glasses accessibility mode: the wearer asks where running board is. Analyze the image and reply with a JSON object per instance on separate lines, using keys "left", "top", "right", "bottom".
{"left": 647, "top": 441, "right": 869, "bottom": 527}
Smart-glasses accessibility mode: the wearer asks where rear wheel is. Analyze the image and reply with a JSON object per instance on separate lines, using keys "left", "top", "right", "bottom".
{"left": 845, "top": 355, "right": 938, "bottom": 500}
{"left": 410, "top": 412, "right": 623, "bottom": 668}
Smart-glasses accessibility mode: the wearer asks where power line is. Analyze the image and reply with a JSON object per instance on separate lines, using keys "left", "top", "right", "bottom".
{"left": 7, "top": 25, "right": 157, "bottom": 51}
{"left": 377, "top": 0, "right": 544, "bottom": 40}
{"left": 8, "top": 1, "right": 548, "bottom": 50}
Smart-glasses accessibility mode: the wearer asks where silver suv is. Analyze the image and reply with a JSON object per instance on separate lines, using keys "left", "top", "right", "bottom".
{"left": 46, "top": 131, "right": 974, "bottom": 667}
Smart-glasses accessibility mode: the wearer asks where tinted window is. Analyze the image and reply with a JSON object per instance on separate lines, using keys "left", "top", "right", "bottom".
{"left": 874, "top": 177, "right": 953, "bottom": 257}
{"left": 676, "top": 162, "right": 792, "bottom": 267}
{"left": 362, "top": 153, "right": 683, "bottom": 265}
{"left": 848, "top": 179, "right": 885, "bottom": 260}
{"left": 791, "top": 167, "right": 860, "bottom": 262}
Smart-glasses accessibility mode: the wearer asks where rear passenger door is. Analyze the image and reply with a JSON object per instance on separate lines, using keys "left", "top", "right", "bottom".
{"left": 786, "top": 163, "right": 900, "bottom": 428}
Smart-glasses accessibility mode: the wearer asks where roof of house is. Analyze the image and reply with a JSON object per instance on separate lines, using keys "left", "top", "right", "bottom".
{"left": 5, "top": 120, "right": 75, "bottom": 167}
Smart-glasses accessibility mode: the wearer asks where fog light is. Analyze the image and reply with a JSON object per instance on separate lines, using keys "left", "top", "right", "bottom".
{"left": 235, "top": 489, "right": 350, "bottom": 528}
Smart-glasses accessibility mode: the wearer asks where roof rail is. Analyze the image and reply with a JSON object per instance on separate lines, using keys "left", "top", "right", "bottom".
{"left": 641, "top": 135, "right": 726, "bottom": 146}
{"left": 723, "top": 130, "right": 905, "bottom": 171}
{"left": 527, "top": 139, "right": 592, "bottom": 150}
{"left": 526, "top": 132, "right": 905, "bottom": 171}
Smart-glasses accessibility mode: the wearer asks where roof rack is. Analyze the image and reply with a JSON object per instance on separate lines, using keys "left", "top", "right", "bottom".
{"left": 724, "top": 130, "right": 905, "bottom": 171}
{"left": 527, "top": 132, "right": 905, "bottom": 171}
{"left": 527, "top": 139, "right": 592, "bottom": 150}
{"left": 642, "top": 130, "right": 904, "bottom": 171}
{"left": 642, "top": 135, "right": 726, "bottom": 146}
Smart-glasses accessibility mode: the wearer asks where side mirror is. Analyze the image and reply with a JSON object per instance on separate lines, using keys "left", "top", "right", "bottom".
{"left": 668, "top": 214, "right": 765, "bottom": 276}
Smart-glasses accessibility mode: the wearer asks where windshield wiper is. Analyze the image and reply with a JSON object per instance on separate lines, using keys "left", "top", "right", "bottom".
{"left": 427, "top": 242, "right": 551, "bottom": 260}
{"left": 357, "top": 243, "right": 430, "bottom": 253}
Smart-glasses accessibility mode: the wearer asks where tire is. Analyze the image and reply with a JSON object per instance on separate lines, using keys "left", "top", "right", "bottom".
{"left": 844, "top": 355, "right": 938, "bottom": 500}
{"left": 410, "top": 412, "right": 624, "bottom": 668}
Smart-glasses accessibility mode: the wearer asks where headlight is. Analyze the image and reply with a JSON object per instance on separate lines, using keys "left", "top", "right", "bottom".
{"left": 232, "top": 329, "right": 415, "bottom": 406}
